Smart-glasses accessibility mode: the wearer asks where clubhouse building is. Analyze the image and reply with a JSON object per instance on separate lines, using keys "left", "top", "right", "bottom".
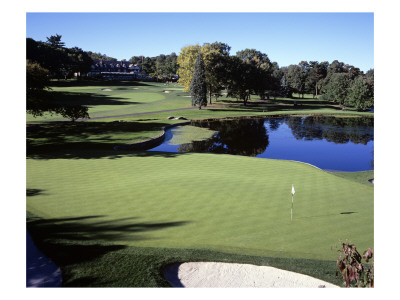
{"left": 87, "top": 60, "right": 147, "bottom": 80}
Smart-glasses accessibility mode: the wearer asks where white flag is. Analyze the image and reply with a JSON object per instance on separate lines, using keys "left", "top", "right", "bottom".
{"left": 291, "top": 184, "right": 295, "bottom": 195}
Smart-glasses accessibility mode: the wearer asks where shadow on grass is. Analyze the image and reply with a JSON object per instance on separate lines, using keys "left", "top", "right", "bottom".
{"left": 50, "top": 91, "right": 137, "bottom": 107}
{"left": 206, "top": 103, "right": 340, "bottom": 114}
{"left": 27, "top": 214, "right": 190, "bottom": 243}
{"left": 49, "top": 79, "right": 152, "bottom": 88}
{"left": 26, "top": 121, "right": 184, "bottom": 159}
{"left": 27, "top": 149, "right": 182, "bottom": 160}
{"left": 296, "top": 212, "right": 358, "bottom": 220}
{"left": 26, "top": 212, "right": 191, "bottom": 286}
{"left": 26, "top": 188, "right": 46, "bottom": 197}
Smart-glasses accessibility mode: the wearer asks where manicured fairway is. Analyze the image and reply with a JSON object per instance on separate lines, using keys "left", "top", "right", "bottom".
{"left": 27, "top": 152, "right": 373, "bottom": 262}
{"left": 26, "top": 81, "right": 192, "bottom": 122}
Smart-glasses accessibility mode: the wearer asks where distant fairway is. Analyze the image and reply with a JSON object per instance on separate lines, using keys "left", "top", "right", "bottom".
{"left": 26, "top": 81, "right": 191, "bottom": 122}
{"left": 27, "top": 152, "right": 373, "bottom": 261}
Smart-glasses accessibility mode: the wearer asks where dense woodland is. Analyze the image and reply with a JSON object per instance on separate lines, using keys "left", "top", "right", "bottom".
{"left": 26, "top": 36, "right": 374, "bottom": 120}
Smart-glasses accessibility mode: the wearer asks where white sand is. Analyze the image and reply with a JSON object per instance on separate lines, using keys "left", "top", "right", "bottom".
{"left": 164, "top": 262, "right": 339, "bottom": 288}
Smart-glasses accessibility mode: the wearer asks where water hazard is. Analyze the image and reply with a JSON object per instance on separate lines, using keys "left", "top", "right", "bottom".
{"left": 149, "top": 116, "right": 374, "bottom": 172}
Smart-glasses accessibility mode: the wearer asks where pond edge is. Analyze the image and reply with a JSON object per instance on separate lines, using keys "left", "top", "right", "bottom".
{"left": 114, "top": 121, "right": 191, "bottom": 150}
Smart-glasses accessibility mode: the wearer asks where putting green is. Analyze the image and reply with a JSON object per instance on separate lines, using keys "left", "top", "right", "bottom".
{"left": 26, "top": 152, "right": 373, "bottom": 261}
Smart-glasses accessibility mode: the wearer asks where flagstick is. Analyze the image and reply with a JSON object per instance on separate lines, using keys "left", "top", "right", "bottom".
{"left": 291, "top": 196, "right": 293, "bottom": 221}
{"left": 291, "top": 205, "right": 293, "bottom": 221}
{"left": 291, "top": 184, "right": 295, "bottom": 221}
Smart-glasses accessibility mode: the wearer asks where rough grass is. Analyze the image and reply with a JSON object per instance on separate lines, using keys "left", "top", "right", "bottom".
{"left": 330, "top": 170, "right": 374, "bottom": 186}
{"left": 27, "top": 152, "right": 373, "bottom": 262}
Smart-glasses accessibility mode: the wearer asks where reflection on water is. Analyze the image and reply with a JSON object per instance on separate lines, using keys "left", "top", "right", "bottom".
{"left": 149, "top": 116, "right": 374, "bottom": 171}
{"left": 178, "top": 119, "right": 269, "bottom": 156}
{"left": 284, "top": 116, "right": 373, "bottom": 145}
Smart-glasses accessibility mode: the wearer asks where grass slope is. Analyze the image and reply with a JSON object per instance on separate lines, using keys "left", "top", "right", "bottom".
{"left": 27, "top": 152, "right": 373, "bottom": 262}
{"left": 330, "top": 170, "right": 374, "bottom": 186}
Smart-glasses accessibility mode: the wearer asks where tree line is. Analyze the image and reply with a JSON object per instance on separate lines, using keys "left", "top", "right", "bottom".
{"left": 128, "top": 54, "right": 178, "bottom": 81}
{"left": 178, "top": 42, "right": 374, "bottom": 110}
{"left": 27, "top": 35, "right": 93, "bottom": 80}
{"left": 27, "top": 35, "right": 179, "bottom": 82}
{"left": 27, "top": 36, "right": 374, "bottom": 121}
{"left": 26, "top": 35, "right": 181, "bottom": 120}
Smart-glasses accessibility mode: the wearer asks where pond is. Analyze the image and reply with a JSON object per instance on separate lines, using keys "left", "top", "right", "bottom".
{"left": 148, "top": 116, "right": 374, "bottom": 172}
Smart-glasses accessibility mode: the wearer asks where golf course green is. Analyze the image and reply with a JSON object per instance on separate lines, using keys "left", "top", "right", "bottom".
{"left": 27, "top": 152, "right": 373, "bottom": 261}
{"left": 26, "top": 80, "right": 374, "bottom": 287}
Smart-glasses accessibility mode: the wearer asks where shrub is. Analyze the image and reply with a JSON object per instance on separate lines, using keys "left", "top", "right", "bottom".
{"left": 336, "top": 240, "right": 374, "bottom": 287}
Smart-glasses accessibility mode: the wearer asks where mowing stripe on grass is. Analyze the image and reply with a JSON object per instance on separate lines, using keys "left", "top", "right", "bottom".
{"left": 27, "top": 152, "right": 373, "bottom": 261}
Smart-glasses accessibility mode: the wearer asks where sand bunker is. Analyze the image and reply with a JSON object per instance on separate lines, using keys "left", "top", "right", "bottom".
{"left": 101, "top": 89, "right": 112, "bottom": 91}
{"left": 164, "top": 262, "right": 339, "bottom": 288}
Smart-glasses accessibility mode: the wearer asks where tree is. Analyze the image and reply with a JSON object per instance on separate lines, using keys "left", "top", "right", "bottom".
{"left": 141, "top": 57, "right": 156, "bottom": 75}
{"left": 365, "top": 69, "right": 374, "bottom": 81}
{"left": 26, "top": 60, "right": 90, "bottom": 121}
{"left": 177, "top": 44, "right": 202, "bottom": 91}
{"left": 190, "top": 52, "right": 207, "bottom": 109}
{"left": 177, "top": 42, "right": 231, "bottom": 100}
{"left": 46, "top": 34, "right": 65, "bottom": 48}
{"left": 365, "top": 69, "right": 374, "bottom": 88}
{"left": 27, "top": 36, "right": 93, "bottom": 80}
{"left": 286, "top": 64, "right": 306, "bottom": 98}
{"left": 67, "top": 47, "right": 93, "bottom": 78}
{"left": 320, "top": 60, "right": 346, "bottom": 94}
{"left": 268, "top": 62, "right": 283, "bottom": 99}
{"left": 279, "top": 73, "right": 291, "bottom": 98}
{"left": 202, "top": 42, "right": 231, "bottom": 104}
{"left": 88, "top": 51, "right": 117, "bottom": 61}
{"left": 225, "top": 55, "right": 262, "bottom": 106}
{"left": 324, "top": 73, "right": 352, "bottom": 105}
{"left": 236, "top": 49, "right": 273, "bottom": 100}
{"left": 164, "top": 52, "right": 178, "bottom": 77}
{"left": 306, "top": 61, "right": 328, "bottom": 98}
{"left": 344, "top": 64, "right": 362, "bottom": 80}
{"left": 26, "top": 60, "right": 52, "bottom": 117}
{"left": 345, "top": 76, "right": 374, "bottom": 110}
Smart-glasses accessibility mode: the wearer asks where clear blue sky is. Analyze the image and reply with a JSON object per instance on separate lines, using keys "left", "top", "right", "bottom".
{"left": 26, "top": 12, "right": 374, "bottom": 72}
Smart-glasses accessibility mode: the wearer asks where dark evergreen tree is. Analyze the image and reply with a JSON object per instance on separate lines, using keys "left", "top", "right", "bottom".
{"left": 46, "top": 34, "right": 65, "bottom": 48}
{"left": 190, "top": 52, "right": 207, "bottom": 109}
{"left": 280, "top": 74, "right": 291, "bottom": 98}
